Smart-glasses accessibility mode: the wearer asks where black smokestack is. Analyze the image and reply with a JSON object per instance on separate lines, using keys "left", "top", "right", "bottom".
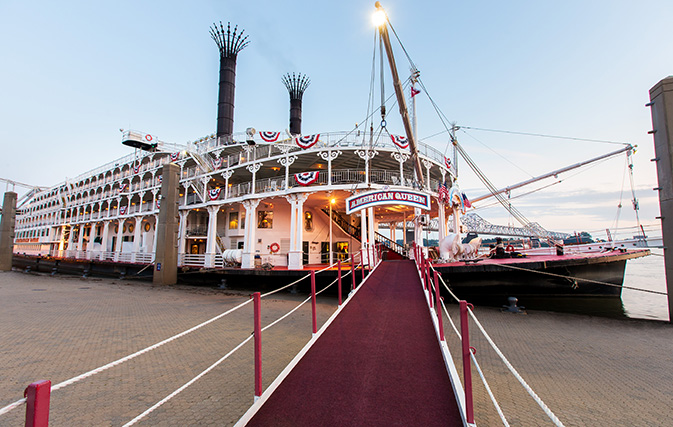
{"left": 282, "top": 73, "right": 310, "bottom": 136}
{"left": 210, "top": 22, "right": 249, "bottom": 141}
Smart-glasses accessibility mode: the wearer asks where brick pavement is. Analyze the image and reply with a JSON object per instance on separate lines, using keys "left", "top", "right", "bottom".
{"left": 0, "top": 270, "right": 336, "bottom": 426}
{"left": 441, "top": 304, "right": 673, "bottom": 426}
{"left": 2, "top": 269, "right": 672, "bottom": 426}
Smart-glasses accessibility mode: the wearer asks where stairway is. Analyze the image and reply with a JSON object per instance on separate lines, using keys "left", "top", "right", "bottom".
{"left": 320, "top": 208, "right": 407, "bottom": 259}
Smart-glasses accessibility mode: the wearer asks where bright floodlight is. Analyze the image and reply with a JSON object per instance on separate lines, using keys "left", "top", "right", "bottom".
{"left": 372, "top": 9, "right": 386, "bottom": 27}
{"left": 330, "top": 198, "right": 336, "bottom": 204}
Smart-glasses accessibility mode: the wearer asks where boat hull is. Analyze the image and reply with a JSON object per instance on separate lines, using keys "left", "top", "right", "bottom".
{"left": 433, "top": 249, "right": 649, "bottom": 304}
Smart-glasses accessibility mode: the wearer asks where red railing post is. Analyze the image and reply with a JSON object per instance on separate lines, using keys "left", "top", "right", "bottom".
{"left": 311, "top": 271, "right": 317, "bottom": 334}
{"left": 428, "top": 263, "right": 434, "bottom": 309}
{"left": 434, "top": 271, "right": 444, "bottom": 341}
{"left": 460, "top": 300, "right": 475, "bottom": 424}
{"left": 252, "top": 292, "right": 262, "bottom": 400}
{"left": 423, "top": 257, "right": 429, "bottom": 291}
{"left": 24, "top": 380, "right": 51, "bottom": 427}
{"left": 350, "top": 253, "right": 355, "bottom": 290}
{"left": 360, "top": 250, "right": 365, "bottom": 282}
{"left": 337, "top": 259, "right": 342, "bottom": 306}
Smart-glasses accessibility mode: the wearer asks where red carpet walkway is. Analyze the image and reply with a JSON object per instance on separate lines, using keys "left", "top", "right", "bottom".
{"left": 246, "top": 260, "right": 462, "bottom": 426}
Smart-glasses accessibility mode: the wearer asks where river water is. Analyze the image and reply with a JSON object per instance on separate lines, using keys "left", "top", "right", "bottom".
{"left": 621, "top": 248, "right": 669, "bottom": 321}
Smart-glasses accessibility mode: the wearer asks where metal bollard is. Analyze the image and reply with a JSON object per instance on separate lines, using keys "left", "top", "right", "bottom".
{"left": 24, "top": 380, "right": 51, "bottom": 427}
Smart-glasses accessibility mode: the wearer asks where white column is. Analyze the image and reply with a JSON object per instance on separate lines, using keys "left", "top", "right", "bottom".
{"left": 205, "top": 206, "right": 219, "bottom": 267}
{"left": 438, "top": 202, "right": 446, "bottom": 243}
{"left": 288, "top": 197, "right": 297, "bottom": 252}
{"left": 101, "top": 221, "right": 110, "bottom": 256}
{"left": 414, "top": 207, "right": 423, "bottom": 255}
{"left": 402, "top": 213, "right": 407, "bottom": 247}
{"left": 296, "top": 194, "right": 308, "bottom": 257}
{"left": 66, "top": 225, "right": 75, "bottom": 256}
{"left": 114, "top": 220, "right": 124, "bottom": 262}
{"left": 58, "top": 225, "right": 66, "bottom": 254}
{"left": 77, "top": 225, "right": 85, "bottom": 258}
{"left": 390, "top": 222, "right": 397, "bottom": 246}
{"left": 178, "top": 210, "right": 189, "bottom": 257}
{"left": 368, "top": 207, "right": 375, "bottom": 265}
{"left": 151, "top": 215, "right": 158, "bottom": 261}
{"left": 131, "top": 217, "right": 142, "bottom": 263}
{"left": 241, "top": 199, "right": 261, "bottom": 268}
{"left": 286, "top": 193, "right": 309, "bottom": 269}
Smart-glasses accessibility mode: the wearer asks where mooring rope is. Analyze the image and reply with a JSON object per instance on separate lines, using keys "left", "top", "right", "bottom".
{"left": 495, "top": 262, "right": 668, "bottom": 296}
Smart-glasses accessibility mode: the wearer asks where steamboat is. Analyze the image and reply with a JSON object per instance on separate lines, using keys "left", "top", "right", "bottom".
{"left": 8, "top": 5, "right": 651, "bottom": 305}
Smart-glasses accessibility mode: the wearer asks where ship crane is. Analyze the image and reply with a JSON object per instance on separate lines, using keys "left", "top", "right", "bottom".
{"left": 470, "top": 144, "right": 636, "bottom": 204}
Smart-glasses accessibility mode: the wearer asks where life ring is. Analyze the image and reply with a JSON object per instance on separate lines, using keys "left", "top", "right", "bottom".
{"left": 145, "top": 134, "right": 153, "bottom": 141}
{"left": 269, "top": 242, "right": 280, "bottom": 253}
{"left": 506, "top": 245, "right": 514, "bottom": 252}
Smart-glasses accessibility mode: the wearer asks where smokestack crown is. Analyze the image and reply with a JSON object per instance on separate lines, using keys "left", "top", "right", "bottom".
{"left": 282, "top": 73, "right": 310, "bottom": 101}
{"left": 210, "top": 22, "right": 249, "bottom": 59}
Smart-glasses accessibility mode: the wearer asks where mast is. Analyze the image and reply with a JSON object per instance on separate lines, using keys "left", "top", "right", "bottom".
{"left": 374, "top": 2, "right": 425, "bottom": 189}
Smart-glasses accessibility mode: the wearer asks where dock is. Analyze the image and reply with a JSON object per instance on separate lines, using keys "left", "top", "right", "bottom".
{"left": 1, "top": 268, "right": 672, "bottom": 425}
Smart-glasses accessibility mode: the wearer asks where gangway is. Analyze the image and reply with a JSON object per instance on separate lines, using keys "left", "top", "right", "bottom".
{"left": 238, "top": 260, "right": 464, "bottom": 426}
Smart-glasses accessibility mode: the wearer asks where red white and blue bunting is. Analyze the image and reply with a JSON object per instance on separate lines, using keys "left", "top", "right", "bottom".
{"left": 260, "top": 131, "right": 282, "bottom": 142}
{"left": 132, "top": 163, "right": 141, "bottom": 174}
{"left": 390, "top": 135, "right": 409, "bottom": 149}
{"left": 156, "top": 200, "right": 161, "bottom": 210}
{"left": 120, "top": 205, "right": 127, "bottom": 215}
{"left": 294, "top": 134, "right": 320, "bottom": 149}
{"left": 158, "top": 175, "right": 162, "bottom": 184}
{"left": 119, "top": 183, "right": 128, "bottom": 193}
{"left": 170, "top": 152, "right": 180, "bottom": 162}
{"left": 208, "top": 188, "right": 222, "bottom": 201}
{"left": 212, "top": 157, "right": 222, "bottom": 170}
{"left": 294, "top": 171, "right": 320, "bottom": 186}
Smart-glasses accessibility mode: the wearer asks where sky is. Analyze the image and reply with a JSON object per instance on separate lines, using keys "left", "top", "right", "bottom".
{"left": 1, "top": 0, "right": 672, "bottom": 236}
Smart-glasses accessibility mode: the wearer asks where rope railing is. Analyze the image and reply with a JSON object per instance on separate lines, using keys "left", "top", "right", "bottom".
{"left": 0, "top": 256, "right": 361, "bottom": 421}
{"left": 422, "top": 256, "right": 563, "bottom": 427}
{"left": 123, "top": 267, "right": 354, "bottom": 426}
{"left": 413, "top": 245, "right": 565, "bottom": 426}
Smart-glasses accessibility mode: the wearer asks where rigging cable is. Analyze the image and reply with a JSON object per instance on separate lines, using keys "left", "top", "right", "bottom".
{"left": 459, "top": 126, "right": 633, "bottom": 146}
{"left": 612, "top": 154, "right": 629, "bottom": 237}
{"left": 626, "top": 149, "right": 643, "bottom": 233}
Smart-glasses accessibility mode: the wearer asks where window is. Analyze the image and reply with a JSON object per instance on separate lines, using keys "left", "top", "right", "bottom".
{"left": 257, "top": 211, "right": 273, "bottom": 229}
{"left": 229, "top": 212, "right": 239, "bottom": 229}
